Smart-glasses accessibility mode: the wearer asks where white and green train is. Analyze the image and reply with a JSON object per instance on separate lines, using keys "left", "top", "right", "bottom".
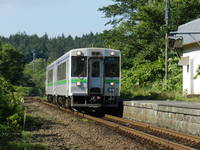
{"left": 46, "top": 48, "right": 121, "bottom": 109}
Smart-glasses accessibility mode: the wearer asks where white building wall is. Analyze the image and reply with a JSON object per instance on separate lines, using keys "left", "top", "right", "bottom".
{"left": 177, "top": 18, "right": 200, "bottom": 95}
{"left": 182, "top": 47, "right": 200, "bottom": 95}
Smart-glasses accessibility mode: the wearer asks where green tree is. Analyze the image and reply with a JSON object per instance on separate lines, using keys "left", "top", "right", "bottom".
{"left": 99, "top": 0, "right": 200, "bottom": 98}
{"left": 0, "top": 32, "right": 104, "bottom": 63}
{"left": 195, "top": 66, "right": 200, "bottom": 79}
{"left": 0, "top": 43, "right": 25, "bottom": 85}
{"left": 23, "top": 59, "right": 47, "bottom": 96}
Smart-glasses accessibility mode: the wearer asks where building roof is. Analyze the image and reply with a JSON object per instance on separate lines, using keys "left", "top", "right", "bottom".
{"left": 178, "top": 18, "right": 200, "bottom": 46}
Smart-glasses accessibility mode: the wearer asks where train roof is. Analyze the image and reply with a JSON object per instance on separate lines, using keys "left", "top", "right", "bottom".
{"left": 70, "top": 47, "right": 120, "bottom": 52}
{"left": 46, "top": 48, "right": 121, "bottom": 70}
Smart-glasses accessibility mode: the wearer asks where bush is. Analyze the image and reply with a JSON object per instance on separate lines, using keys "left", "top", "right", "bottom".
{"left": 14, "top": 86, "right": 33, "bottom": 97}
{"left": 0, "top": 76, "right": 23, "bottom": 123}
{"left": 0, "top": 76, "right": 24, "bottom": 146}
{"left": 0, "top": 131, "right": 48, "bottom": 150}
{"left": 121, "top": 56, "right": 183, "bottom": 100}
{"left": 3, "top": 142, "right": 48, "bottom": 150}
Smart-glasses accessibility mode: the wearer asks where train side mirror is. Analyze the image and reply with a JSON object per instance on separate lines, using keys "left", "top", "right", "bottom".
{"left": 168, "top": 36, "right": 183, "bottom": 49}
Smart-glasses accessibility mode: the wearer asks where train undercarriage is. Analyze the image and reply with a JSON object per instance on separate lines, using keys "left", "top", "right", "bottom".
{"left": 47, "top": 95, "right": 120, "bottom": 112}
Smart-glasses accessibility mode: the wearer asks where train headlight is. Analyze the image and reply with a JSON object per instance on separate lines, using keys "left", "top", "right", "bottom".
{"left": 110, "top": 51, "right": 115, "bottom": 56}
{"left": 96, "top": 96, "right": 101, "bottom": 100}
{"left": 110, "top": 82, "right": 115, "bottom": 86}
{"left": 76, "top": 82, "right": 81, "bottom": 86}
{"left": 76, "top": 51, "right": 82, "bottom": 56}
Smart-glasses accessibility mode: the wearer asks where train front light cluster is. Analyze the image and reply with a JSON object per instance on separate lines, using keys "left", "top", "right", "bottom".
{"left": 76, "top": 82, "right": 81, "bottom": 86}
{"left": 110, "top": 82, "right": 115, "bottom": 87}
{"left": 96, "top": 96, "right": 101, "bottom": 100}
{"left": 110, "top": 51, "right": 115, "bottom": 56}
{"left": 76, "top": 51, "right": 82, "bottom": 56}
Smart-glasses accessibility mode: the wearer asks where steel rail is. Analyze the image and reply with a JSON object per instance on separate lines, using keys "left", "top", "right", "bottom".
{"left": 26, "top": 97, "right": 197, "bottom": 150}
{"left": 104, "top": 114, "right": 200, "bottom": 146}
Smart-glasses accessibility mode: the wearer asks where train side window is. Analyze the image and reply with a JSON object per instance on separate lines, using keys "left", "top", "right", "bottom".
{"left": 57, "top": 62, "right": 66, "bottom": 80}
{"left": 92, "top": 61, "right": 100, "bottom": 77}
{"left": 48, "top": 70, "right": 53, "bottom": 83}
{"left": 66, "top": 60, "right": 69, "bottom": 77}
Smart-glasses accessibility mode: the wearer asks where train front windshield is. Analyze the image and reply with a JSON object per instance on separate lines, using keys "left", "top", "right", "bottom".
{"left": 105, "top": 57, "right": 120, "bottom": 77}
{"left": 72, "top": 56, "right": 87, "bottom": 77}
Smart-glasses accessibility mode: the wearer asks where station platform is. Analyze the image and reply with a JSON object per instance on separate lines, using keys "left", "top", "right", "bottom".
{"left": 123, "top": 100, "right": 200, "bottom": 136}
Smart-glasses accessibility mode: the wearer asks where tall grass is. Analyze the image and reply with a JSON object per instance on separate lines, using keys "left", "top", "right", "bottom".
{"left": 121, "top": 84, "right": 200, "bottom": 102}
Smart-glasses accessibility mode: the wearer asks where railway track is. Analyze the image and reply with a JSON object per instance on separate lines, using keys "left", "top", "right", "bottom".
{"left": 104, "top": 115, "right": 200, "bottom": 150}
{"left": 25, "top": 97, "right": 200, "bottom": 150}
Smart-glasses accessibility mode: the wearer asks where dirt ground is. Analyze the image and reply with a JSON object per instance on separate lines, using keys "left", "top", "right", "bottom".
{"left": 24, "top": 100, "right": 147, "bottom": 150}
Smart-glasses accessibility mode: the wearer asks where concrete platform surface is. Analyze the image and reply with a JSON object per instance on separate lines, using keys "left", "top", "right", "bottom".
{"left": 123, "top": 100, "right": 200, "bottom": 135}
{"left": 124, "top": 100, "right": 200, "bottom": 108}
{"left": 124, "top": 100, "right": 200, "bottom": 115}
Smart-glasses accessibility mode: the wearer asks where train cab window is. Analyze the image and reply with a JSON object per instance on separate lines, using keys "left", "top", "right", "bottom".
{"left": 57, "top": 62, "right": 66, "bottom": 80}
{"left": 48, "top": 70, "right": 53, "bottom": 83}
{"left": 105, "top": 57, "right": 119, "bottom": 77}
{"left": 72, "top": 56, "right": 87, "bottom": 77}
{"left": 92, "top": 61, "right": 100, "bottom": 77}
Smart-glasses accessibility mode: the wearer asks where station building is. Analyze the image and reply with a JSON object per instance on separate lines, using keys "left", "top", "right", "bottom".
{"left": 177, "top": 18, "right": 200, "bottom": 96}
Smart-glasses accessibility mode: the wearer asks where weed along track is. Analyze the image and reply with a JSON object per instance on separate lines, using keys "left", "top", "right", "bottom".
{"left": 25, "top": 97, "right": 200, "bottom": 150}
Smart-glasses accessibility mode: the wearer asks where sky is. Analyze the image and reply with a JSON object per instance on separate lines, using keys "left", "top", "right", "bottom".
{"left": 0, "top": 0, "right": 113, "bottom": 37}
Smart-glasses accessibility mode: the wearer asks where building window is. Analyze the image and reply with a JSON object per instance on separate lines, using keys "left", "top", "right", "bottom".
{"left": 57, "top": 62, "right": 66, "bottom": 80}
{"left": 187, "top": 65, "right": 189, "bottom": 73}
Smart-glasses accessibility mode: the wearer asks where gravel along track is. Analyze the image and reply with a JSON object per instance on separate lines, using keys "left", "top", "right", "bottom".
{"left": 24, "top": 99, "right": 146, "bottom": 150}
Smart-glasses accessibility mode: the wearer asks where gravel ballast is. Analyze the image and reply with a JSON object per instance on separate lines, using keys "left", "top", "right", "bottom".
{"left": 24, "top": 100, "right": 146, "bottom": 150}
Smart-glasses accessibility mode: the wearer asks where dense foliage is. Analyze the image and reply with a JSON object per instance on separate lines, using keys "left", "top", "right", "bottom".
{"left": 0, "top": 69, "right": 47, "bottom": 149}
{"left": 0, "top": 76, "right": 23, "bottom": 147}
{"left": 23, "top": 59, "right": 47, "bottom": 96}
{"left": 0, "top": 43, "right": 25, "bottom": 85}
{"left": 0, "top": 32, "right": 103, "bottom": 63}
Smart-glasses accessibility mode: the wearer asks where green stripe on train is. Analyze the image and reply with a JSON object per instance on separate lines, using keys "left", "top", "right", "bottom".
{"left": 48, "top": 80, "right": 68, "bottom": 86}
{"left": 71, "top": 79, "right": 87, "bottom": 83}
{"left": 54, "top": 80, "right": 68, "bottom": 85}
{"left": 47, "top": 82, "right": 54, "bottom": 86}
{"left": 47, "top": 79, "right": 87, "bottom": 86}
{"left": 105, "top": 79, "right": 119, "bottom": 83}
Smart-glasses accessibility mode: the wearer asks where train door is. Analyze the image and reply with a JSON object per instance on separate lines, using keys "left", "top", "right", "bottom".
{"left": 89, "top": 58, "right": 103, "bottom": 94}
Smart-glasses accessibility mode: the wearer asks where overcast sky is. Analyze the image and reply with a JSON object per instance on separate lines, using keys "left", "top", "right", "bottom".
{"left": 0, "top": 0, "right": 113, "bottom": 37}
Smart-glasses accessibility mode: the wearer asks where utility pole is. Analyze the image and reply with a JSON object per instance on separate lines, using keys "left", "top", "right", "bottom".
{"left": 164, "top": 0, "right": 170, "bottom": 82}
{"left": 32, "top": 49, "right": 36, "bottom": 72}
